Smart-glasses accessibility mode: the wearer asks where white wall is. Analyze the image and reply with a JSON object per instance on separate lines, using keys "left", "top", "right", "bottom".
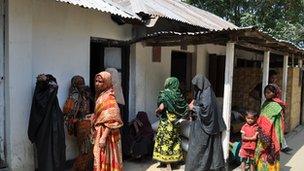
{"left": 129, "top": 43, "right": 236, "bottom": 124}
{"left": 7, "top": 0, "right": 132, "bottom": 170}
{"left": 0, "top": 0, "right": 5, "bottom": 165}
{"left": 6, "top": 0, "right": 34, "bottom": 170}
{"left": 130, "top": 43, "right": 210, "bottom": 123}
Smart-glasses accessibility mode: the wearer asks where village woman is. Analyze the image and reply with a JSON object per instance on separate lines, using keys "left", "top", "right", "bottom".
{"left": 28, "top": 74, "right": 66, "bottom": 171}
{"left": 185, "top": 74, "right": 226, "bottom": 171}
{"left": 255, "top": 84, "right": 285, "bottom": 170}
{"left": 63, "top": 75, "right": 93, "bottom": 171}
{"left": 153, "top": 77, "right": 188, "bottom": 169}
{"left": 91, "top": 71, "right": 123, "bottom": 171}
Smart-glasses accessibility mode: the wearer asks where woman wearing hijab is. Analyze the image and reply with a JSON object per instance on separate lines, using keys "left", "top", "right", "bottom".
{"left": 185, "top": 74, "right": 226, "bottom": 171}
{"left": 63, "top": 76, "right": 92, "bottom": 135}
{"left": 129, "top": 111, "right": 154, "bottom": 159}
{"left": 28, "top": 74, "right": 66, "bottom": 171}
{"left": 63, "top": 75, "right": 93, "bottom": 171}
{"left": 92, "top": 71, "right": 123, "bottom": 171}
{"left": 105, "top": 68, "right": 125, "bottom": 106}
{"left": 105, "top": 68, "right": 132, "bottom": 160}
{"left": 153, "top": 77, "right": 188, "bottom": 169}
{"left": 255, "top": 84, "right": 286, "bottom": 170}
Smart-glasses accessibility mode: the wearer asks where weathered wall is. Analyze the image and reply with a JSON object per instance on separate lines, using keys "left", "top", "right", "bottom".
{"left": 6, "top": 0, "right": 34, "bottom": 170}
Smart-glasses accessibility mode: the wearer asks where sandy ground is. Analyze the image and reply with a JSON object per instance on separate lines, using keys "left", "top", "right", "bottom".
{"left": 123, "top": 125, "right": 304, "bottom": 171}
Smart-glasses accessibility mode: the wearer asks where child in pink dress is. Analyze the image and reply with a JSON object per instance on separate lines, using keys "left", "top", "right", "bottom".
{"left": 239, "top": 111, "right": 259, "bottom": 171}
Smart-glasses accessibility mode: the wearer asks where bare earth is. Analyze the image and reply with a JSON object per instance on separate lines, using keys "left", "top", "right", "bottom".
{"left": 124, "top": 125, "right": 304, "bottom": 171}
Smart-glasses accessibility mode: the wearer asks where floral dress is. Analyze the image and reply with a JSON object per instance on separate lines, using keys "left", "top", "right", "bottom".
{"left": 153, "top": 112, "right": 183, "bottom": 162}
{"left": 153, "top": 77, "right": 188, "bottom": 163}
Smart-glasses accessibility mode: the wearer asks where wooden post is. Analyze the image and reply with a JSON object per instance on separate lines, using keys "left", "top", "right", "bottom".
{"left": 262, "top": 51, "right": 270, "bottom": 103}
{"left": 222, "top": 42, "right": 235, "bottom": 161}
{"left": 300, "top": 59, "right": 304, "bottom": 124}
{"left": 282, "top": 54, "right": 289, "bottom": 101}
{"left": 292, "top": 55, "right": 295, "bottom": 67}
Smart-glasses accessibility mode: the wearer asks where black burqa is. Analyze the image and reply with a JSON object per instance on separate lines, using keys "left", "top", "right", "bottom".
{"left": 185, "top": 74, "right": 226, "bottom": 171}
{"left": 28, "top": 75, "right": 66, "bottom": 171}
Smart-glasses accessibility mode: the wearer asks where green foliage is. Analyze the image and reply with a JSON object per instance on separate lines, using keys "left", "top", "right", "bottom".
{"left": 184, "top": 0, "right": 304, "bottom": 48}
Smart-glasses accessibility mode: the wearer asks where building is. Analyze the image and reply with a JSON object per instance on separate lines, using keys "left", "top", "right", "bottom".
{"left": 0, "top": 0, "right": 303, "bottom": 170}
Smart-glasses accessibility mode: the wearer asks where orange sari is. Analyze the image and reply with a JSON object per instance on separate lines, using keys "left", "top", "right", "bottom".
{"left": 92, "top": 72, "right": 123, "bottom": 171}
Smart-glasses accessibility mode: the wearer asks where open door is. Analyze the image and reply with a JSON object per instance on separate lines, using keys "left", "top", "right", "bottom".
{"left": 171, "top": 51, "right": 193, "bottom": 102}
{"left": 0, "top": 0, "right": 6, "bottom": 168}
{"left": 208, "top": 54, "right": 225, "bottom": 97}
{"left": 90, "top": 39, "right": 130, "bottom": 123}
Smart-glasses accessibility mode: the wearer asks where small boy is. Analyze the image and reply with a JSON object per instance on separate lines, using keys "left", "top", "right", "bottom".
{"left": 239, "top": 111, "right": 259, "bottom": 171}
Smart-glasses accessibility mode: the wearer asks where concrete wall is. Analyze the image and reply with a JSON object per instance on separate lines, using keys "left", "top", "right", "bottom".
{"left": 6, "top": 0, "right": 132, "bottom": 170}
{"left": 130, "top": 43, "right": 227, "bottom": 123}
{"left": 6, "top": 0, "right": 34, "bottom": 170}
{"left": 0, "top": 0, "right": 5, "bottom": 166}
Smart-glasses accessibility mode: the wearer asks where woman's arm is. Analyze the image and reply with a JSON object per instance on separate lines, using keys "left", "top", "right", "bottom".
{"left": 190, "top": 89, "right": 211, "bottom": 115}
{"left": 99, "top": 127, "right": 111, "bottom": 148}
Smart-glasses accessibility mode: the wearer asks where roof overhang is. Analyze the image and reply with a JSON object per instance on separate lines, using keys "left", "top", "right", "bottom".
{"left": 56, "top": 0, "right": 140, "bottom": 20}
{"left": 131, "top": 27, "right": 304, "bottom": 57}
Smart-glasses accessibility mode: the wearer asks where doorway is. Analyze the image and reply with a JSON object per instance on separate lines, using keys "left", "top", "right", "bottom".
{"left": 171, "top": 51, "right": 193, "bottom": 101}
{"left": 90, "top": 38, "right": 130, "bottom": 123}
{"left": 0, "top": 0, "right": 6, "bottom": 168}
{"left": 208, "top": 54, "right": 225, "bottom": 97}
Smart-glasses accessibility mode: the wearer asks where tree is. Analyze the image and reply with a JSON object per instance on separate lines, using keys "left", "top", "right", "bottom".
{"left": 184, "top": 0, "right": 304, "bottom": 48}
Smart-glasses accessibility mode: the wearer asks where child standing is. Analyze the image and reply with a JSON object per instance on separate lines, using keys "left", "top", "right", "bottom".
{"left": 239, "top": 111, "right": 259, "bottom": 171}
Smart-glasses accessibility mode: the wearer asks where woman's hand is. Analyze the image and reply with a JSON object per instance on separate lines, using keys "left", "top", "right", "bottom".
{"left": 188, "top": 100, "right": 195, "bottom": 111}
{"left": 155, "top": 103, "right": 165, "bottom": 116}
{"left": 99, "top": 127, "right": 110, "bottom": 148}
{"left": 37, "top": 74, "right": 47, "bottom": 82}
{"left": 85, "top": 114, "right": 93, "bottom": 120}
{"left": 99, "top": 137, "right": 106, "bottom": 148}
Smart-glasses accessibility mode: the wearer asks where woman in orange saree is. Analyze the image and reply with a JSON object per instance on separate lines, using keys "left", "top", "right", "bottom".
{"left": 91, "top": 71, "right": 123, "bottom": 171}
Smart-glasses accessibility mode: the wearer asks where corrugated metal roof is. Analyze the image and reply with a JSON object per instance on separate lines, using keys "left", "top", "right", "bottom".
{"left": 56, "top": 0, "right": 140, "bottom": 19}
{"left": 137, "top": 27, "right": 304, "bottom": 55}
{"left": 57, "top": 0, "right": 237, "bottom": 30}
{"left": 112, "top": 0, "right": 238, "bottom": 30}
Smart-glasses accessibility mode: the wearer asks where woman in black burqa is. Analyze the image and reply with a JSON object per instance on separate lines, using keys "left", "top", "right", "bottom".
{"left": 28, "top": 74, "right": 66, "bottom": 171}
{"left": 185, "top": 74, "right": 226, "bottom": 171}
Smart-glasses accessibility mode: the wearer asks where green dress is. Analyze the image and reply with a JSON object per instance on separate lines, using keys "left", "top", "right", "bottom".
{"left": 153, "top": 77, "right": 188, "bottom": 163}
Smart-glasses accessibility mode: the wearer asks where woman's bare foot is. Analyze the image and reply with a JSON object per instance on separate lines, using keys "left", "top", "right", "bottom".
{"left": 166, "top": 164, "right": 172, "bottom": 171}
{"left": 157, "top": 162, "right": 167, "bottom": 168}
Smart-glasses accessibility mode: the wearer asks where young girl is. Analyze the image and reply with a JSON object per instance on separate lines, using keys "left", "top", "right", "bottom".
{"left": 239, "top": 111, "right": 259, "bottom": 171}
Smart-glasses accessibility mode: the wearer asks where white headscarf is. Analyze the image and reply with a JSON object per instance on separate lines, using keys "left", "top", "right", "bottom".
{"left": 105, "top": 68, "right": 125, "bottom": 105}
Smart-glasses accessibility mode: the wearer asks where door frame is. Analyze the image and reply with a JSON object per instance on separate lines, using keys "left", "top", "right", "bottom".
{"left": 0, "top": 0, "right": 6, "bottom": 168}
{"left": 170, "top": 50, "right": 195, "bottom": 102}
{"left": 90, "top": 37, "right": 130, "bottom": 122}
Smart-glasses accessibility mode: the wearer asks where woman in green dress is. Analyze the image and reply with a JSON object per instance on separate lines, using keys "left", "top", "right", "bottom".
{"left": 255, "top": 84, "right": 286, "bottom": 171}
{"left": 153, "top": 77, "right": 188, "bottom": 169}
